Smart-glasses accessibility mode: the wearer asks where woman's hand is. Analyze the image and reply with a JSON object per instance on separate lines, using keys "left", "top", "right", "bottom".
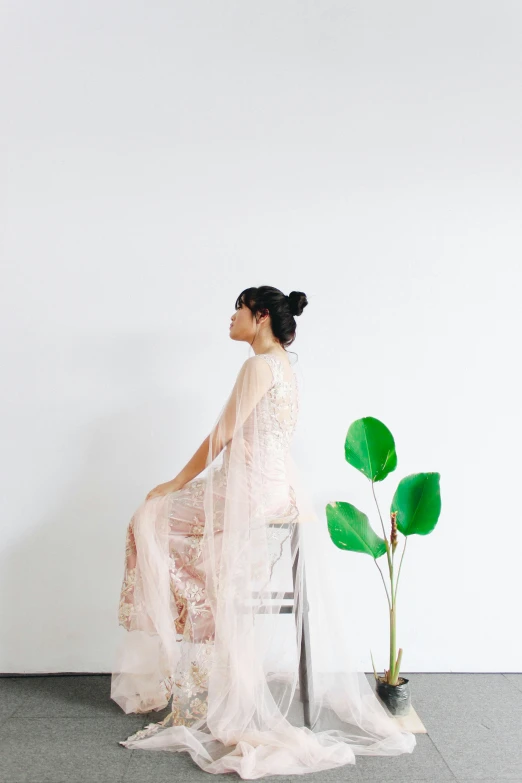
{"left": 146, "top": 478, "right": 185, "bottom": 501}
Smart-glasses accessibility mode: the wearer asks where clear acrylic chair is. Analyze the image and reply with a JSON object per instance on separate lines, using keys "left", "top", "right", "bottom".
{"left": 251, "top": 521, "right": 313, "bottom": 728}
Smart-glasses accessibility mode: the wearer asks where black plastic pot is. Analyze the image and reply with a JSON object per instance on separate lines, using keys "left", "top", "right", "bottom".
{"left": 375, "top": 676, "right": 411, "bottom": 716}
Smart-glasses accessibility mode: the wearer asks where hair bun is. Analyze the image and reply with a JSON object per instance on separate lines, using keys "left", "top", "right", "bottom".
{"left": 287, "top": 291, "right": 308, "bottom": 317}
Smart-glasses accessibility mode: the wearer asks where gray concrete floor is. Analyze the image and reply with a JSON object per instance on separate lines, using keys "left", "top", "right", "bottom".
{"left": 0, "top": 673, "right": 520, "bottom": 782}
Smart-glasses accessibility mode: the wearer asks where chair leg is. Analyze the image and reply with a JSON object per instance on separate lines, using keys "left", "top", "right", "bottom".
{"left": 291, "top": 524, "right": 313, "bottom": 729}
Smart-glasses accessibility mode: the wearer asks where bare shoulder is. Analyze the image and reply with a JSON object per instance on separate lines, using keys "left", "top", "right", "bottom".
{"left": 244, "top": 354, "right": 272, "bottom": 369}
{"left": 239, "top": 355, "right": 274, "bottom": 383}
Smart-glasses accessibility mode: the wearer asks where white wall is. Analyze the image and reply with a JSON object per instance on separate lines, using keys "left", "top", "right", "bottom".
{"left": 1, "top": 1, "right": 520, "bottom": 673}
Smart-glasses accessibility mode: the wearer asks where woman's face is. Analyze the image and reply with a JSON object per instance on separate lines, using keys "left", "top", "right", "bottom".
{"left": 229, "top": 301, "right": 255, "bottom": 343}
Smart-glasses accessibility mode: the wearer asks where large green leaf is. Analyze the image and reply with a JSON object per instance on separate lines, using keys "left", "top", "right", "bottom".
{"left": 344, "top": 417, "right": 397, "bottom": 482}
{"left": 391, "top": 473, "right": 441, "bottom": 536}
{"left": 326, "top": 501, "right": 387, "bottom": 558}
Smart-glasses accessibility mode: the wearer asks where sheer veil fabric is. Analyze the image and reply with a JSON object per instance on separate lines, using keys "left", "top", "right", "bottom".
{"left": 110, "top": 352, "right": 416, "bottom": 778}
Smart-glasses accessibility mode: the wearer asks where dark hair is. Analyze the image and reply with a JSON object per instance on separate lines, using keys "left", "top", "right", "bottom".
{"left": 234, "top": 286, "right": 308, "bottom": 350}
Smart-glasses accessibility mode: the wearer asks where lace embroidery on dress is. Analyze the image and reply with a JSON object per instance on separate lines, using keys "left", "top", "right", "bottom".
{"left": 117, "top": 353, "right": 301, "bottom": 741}
{"left": 256, "top": 353, "right": 299, "bottom": 452}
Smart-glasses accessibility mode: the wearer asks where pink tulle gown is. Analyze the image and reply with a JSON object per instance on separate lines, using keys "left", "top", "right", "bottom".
{"left": 110, "top": 352, "right": 416, "bottom": 778}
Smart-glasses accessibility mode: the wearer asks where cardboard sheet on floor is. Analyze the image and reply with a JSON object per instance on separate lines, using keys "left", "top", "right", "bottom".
{"left": 392, "top": 704, "right": 427, "bottom": 733}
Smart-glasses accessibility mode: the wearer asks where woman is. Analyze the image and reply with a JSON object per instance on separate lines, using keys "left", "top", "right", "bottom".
{"left": 110, "top": 286, "right": 416, "bottom": 778}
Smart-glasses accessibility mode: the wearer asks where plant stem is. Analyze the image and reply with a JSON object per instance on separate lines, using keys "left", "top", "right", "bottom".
{"left": 371, "top": 481, "right": 397, "bottom": 682}
{"left": 389, "top": 605, "right": 397, "bottom": 684}
{"left": 371, "top": 481, "right": 387, "bottom": 541}
{"left": 371, "top": 481, "right": 393, "bottom": 575}
{"left": 393, "top": 535, "right": 408, "bottom": 604}
{"left": 373, "top": 557, "right": 391, "bottom": 610}
{"left": 393, "top": 648, "right": 403, "bottom": 683}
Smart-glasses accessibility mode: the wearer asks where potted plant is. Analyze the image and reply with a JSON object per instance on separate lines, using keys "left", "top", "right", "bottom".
{"left": 325, "top": 416, "right": 441, "bottom": 716}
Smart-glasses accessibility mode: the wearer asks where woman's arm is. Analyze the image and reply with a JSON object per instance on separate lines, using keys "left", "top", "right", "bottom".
{"left": 145, "top": 435, "right": 211, "bottom": 500}
{"left": 171, "top": 433, "right": 212, "bottom": 488}
{"left": 173, "top": 355, "right": 273, "bottom": 485}
{"left": 146, "top": 356, "right": 272, "bottom": 499}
